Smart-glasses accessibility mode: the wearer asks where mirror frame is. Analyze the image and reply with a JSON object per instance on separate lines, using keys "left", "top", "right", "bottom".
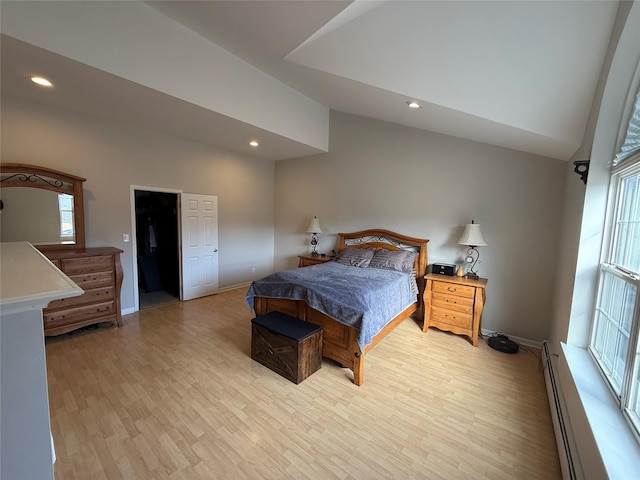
{"left": 0, "top": 163, "right": 86, "bottom": 249}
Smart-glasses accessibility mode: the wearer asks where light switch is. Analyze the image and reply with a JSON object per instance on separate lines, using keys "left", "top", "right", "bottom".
{"left": 123, "top": 234, "right": 130, "bottom": 242}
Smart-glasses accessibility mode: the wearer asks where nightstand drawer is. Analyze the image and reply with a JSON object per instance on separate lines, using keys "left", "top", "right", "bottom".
{"left": 432, "top": 281, "right": 475, "bottom": 298}
{"left": 431, "top": 292, "right": 474, "bottom": 314}
{"left": 431, "top": 306, "right": 473, "bottom": 329}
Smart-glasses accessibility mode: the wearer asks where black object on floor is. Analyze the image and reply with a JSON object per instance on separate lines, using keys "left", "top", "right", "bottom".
{"left": 488, "top": 334, "right": 519, "bottom": 354}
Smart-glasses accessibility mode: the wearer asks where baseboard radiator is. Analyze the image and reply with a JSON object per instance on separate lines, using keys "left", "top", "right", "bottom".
{"left": 542, "top": 341, "right": 579, "bottom": 480}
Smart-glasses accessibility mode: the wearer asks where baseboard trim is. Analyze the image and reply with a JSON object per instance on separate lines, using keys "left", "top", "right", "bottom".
{"left": 481, "top": 328, "right": 542, "bottom": 348}
{"left": 217, "top": 282, "right": 251, "bottom": 293}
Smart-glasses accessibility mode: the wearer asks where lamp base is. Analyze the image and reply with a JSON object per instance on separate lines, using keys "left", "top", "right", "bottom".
{"left": 464, "top": 273, "right": 479, "bottom": 280}
{"left": 311, "top": 251, "right": 319, "bottom": 257}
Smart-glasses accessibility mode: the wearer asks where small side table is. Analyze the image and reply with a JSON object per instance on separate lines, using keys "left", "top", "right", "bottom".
{"left": 298, "top": 254, "right": 332, "bottom": 267}
{"left": 423, "top": 273, "right": 488, "bottom": 346}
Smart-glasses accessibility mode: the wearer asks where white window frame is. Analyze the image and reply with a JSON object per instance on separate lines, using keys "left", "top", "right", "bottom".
{"left": 589, "top": 152, "right": 640, "bottom": 439}
{"left": 57, "top": 193, "right": 75, "bottom": 242}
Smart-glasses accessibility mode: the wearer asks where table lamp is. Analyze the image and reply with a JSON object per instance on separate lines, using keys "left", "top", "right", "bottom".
{"left": 458, "top": 220, "right": 487, "bottom": 279}
{"left": 306, "top": 216, "right": 323, "bottom": 256}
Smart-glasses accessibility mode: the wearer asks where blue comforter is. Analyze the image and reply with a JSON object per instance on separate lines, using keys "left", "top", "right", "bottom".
{"left": 245, "top": 262, "right": 416, "bottom": 351}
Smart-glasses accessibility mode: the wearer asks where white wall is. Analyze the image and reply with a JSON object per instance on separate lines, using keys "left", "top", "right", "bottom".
{"left": 549, "top": 160, "right": 586, "bottom": 349}
{"left": 274, "top": 111, "right": 567, "bottom": 342}
{"left": 1, "top": 1, "right": 329, "bottom": 152}
{"left": 1, "top": 96, "right": 276, "bottom": 312}
{"left": 546, "top": 3, "right": 640, "bottom": 474}
{"left": 566, "top": 1, "right": 640, "bottom": 348}
{"left": 550, "top": 0, "right": 640, "bottom": 350}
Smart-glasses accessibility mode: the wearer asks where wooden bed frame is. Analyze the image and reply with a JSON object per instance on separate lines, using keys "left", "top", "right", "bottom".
{"left": 253, "top": 229, "right": 429, "bottom": 386}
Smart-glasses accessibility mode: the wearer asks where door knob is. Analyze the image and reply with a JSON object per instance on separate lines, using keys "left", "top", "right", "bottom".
{"left": 213, "top": 248, "right": 218, "bottom": 253}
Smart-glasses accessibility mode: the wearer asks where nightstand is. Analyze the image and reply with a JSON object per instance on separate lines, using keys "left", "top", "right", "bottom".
{"left": 423, "top": 273, "right": 488, "bottom": 346}
{"left": 298, "top": 254, "right": 332, "bottom": 267}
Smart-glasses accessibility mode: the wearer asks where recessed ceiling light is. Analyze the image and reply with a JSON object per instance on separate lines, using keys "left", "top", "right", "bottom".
{"left": 406, "top": 101, "right": 421, "bottom": 109}
{"left": 249, "top": 140, "right": 259, "bottom": 147}
{"left": 30, "top": 76, "right": 53, "bottom": 87}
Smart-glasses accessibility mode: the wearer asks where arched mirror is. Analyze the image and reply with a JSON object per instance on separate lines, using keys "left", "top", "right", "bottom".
{"left": 0, "top": 163, "right": 86, "bottom": 249}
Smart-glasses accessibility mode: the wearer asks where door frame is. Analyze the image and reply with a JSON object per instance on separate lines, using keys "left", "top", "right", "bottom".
{"left": 130, "top": 185, "right": 183, "bottom": 312}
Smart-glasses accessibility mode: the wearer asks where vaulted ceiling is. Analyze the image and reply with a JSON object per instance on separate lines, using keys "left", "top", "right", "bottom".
{"left": 1, "top": 1, "right": 620, "bottom": 161}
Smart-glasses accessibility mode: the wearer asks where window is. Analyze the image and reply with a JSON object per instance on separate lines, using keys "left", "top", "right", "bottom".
{"left": 58, "top": 193, "right": 74, "bottom": 241}
{"left": 590, "top": 152, "right": 640, "bottom": 437}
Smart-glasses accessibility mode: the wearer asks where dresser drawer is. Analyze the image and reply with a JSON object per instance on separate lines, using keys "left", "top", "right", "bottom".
{"left": 44, "top": 301, "right": 116, "bottom": 329}
{"left": 67, "top": 271, "right": 114, "bottom": 290}
{"left": 432, "top": 281, "right": 475, "bottom": 298}
{"left": 431, "top": 291, "right": 474, "bottom": 314}
{"left": 61, "top": 255, "right": 113, "bottom": 275}
{"left": 430, "top": 306, "right": 473, "bottom": 329}
{"left": 47, "top": 286, "right": 115, "bottom": 310}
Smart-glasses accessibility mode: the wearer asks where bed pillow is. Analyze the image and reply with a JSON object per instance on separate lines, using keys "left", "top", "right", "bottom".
{"left": 369, "top": 249, "right": 409, "bottom": 271}
{"left": 369, "top": 249, "right": 419, "bottom": 295}
{"left": 401, "top": 251, "right": 417, "bottom": 272}
{"left": 370, "top": 249, "right": 417, "bottom": 273}
{"left": 335, "top": 247, "right": 375, "bottom": 267}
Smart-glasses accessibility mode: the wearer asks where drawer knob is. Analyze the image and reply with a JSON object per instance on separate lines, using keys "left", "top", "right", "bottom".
{"left": 447, "top": 287, "right": 457, "bottom": 292}
{"left": 268, "top": 348, "right": 274, "bottom": 355}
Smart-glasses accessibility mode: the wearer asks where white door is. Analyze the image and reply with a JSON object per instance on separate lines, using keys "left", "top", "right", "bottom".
{"left": 180, "top": 193, "right": 219, "bottom": 301}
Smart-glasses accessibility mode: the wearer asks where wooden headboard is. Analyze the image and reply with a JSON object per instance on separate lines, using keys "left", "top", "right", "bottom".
{"left": 337, "top": 229, "right": 429, "bottom": 311}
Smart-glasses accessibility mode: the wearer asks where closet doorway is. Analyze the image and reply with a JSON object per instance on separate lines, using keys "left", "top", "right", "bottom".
{"left": 134, "top": 189, "right": 180, "bottom": 309}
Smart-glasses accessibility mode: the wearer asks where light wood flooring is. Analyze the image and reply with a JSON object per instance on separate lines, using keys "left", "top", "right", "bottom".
{"left": 45, "top": 288, "right": 561, "bottom": 479}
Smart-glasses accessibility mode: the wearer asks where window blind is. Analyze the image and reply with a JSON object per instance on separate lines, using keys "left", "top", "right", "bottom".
{"left": 615, "top": 89, "right": 640, "bottom": 165}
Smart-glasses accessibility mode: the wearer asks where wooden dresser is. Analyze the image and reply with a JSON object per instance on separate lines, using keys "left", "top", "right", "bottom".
{"left": 423, "top": 273, "right": 488, "bottom": 346}
{"left": 40, "top": 247, "right": 124, "bottom": 336}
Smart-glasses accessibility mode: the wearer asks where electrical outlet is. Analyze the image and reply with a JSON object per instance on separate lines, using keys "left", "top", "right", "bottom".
{"left": 123, "top": 233, "right": 130, "bottom": 242}
{"left": 251, "top": 267, "right": 256, "bottom": 273}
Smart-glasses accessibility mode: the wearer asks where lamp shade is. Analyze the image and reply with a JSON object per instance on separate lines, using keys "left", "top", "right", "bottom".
{"left": 306, "top": 216, "right": 323, "bottom": 234}
{"left": 458, "top": 222, "right": 487, "bottom": 246}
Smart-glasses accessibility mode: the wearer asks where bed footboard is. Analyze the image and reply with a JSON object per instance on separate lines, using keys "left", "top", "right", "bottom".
{"left": 253, "top": 296, "right": 364, "bottom": 384}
